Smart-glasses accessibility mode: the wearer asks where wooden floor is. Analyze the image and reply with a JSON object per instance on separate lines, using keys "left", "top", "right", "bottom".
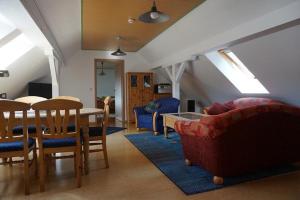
{"left": 1, "top": 121, "right": 300, "bottom": 199}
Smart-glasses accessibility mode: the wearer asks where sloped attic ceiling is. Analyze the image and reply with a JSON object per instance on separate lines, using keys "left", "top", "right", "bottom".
{"left": 34, "top": 0, "right": 81, "bottom": 60}
{"left": 0, "top": 2, "right": 51, "bottom": 99}
{"left": 174, "top": 22, "right": 300, "bottom": 107}
{"left": 139, "top": 0, "right": 299, "bottom": 65}
{"left": 137, "top": 0, "right": 300, "bottom": 107}
{"left": 0, "top": 47, "right": 50, "bottom": 99}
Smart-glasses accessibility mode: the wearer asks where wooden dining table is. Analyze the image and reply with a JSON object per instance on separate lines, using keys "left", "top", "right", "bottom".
{"left": 6, "top": 107, "right": 103, "bottom": 175}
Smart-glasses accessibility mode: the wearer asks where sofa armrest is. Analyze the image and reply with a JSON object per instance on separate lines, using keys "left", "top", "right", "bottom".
{"left": 155, "top": 106, "right": 179, "bottom": 115}
{"left": 175, "top": 120, "right": 206, "bottom": 137}
{"left": 133, "top": 106, "right": 147, "bottom": 115}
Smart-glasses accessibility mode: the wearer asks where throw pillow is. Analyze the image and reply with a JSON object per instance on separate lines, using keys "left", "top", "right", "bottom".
{"left": 145, "top": 101, "right": 159, "bottom": 113}
{"left": 206, "top": 102, "right": 230, "bottom": 115}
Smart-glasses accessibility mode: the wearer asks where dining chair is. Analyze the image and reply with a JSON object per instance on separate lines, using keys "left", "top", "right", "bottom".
{"left": 32, "top": 99, "right": 83, "bottom": 192}
{"left": 13, "top": 96, "right": 47, "bottom": 135}
{"left": 53, "top": 96, "right": 81, "bottom": 102}
{"left": 87, "top": 96, "right": 111, "bottom": 168}
{"left": 0, "top": 99, "right": 37, "bottom": 195}
{"left": 14, "top": 96, "right": 47, "bottom": 105}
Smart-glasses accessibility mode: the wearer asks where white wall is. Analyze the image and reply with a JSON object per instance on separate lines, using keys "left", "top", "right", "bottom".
{"left": 0, "top": 47, "right": 49, "bottom": 99}
{"left": 96, "top": 68, "right": 115, "bottom": 97}
{"left": 173, "top": 23, "right": 300, "bottom": 107}
{"left": 59, "top": 50, "right": 151, "bottom": 108}
{"left": 230, "top": 23, "right": 300, "bottom": 106}
{"left": 115, "top": 64, "right": 124, "bottom": 121}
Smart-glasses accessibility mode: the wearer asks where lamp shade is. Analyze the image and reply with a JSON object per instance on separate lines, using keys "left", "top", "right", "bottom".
{"left": 139, "top": 1, "right": 169, "bottom": 23}
{"left": 111, "top": 48, "right": 127, "bottom": 56}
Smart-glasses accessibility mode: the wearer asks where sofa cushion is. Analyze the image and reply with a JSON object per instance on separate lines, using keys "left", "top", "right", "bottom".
{"left": 232, "top": 97, "right": 282, "bottom": 109}
{"left": 206, "top": 103, "right": 231, "bottom": 115}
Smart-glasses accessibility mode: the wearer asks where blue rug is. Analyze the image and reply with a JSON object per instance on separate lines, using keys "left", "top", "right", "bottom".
{"left": 107, "top": 126, "right": 126, "bottom": 135}
{"left": 125, "top": 132, "right": 300, "bottom": 195}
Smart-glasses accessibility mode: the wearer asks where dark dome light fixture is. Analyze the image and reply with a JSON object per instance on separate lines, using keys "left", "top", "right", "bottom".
{"left": 111, "top": 36, "right": 127, "bottom": 56}
{"left": 139, "top": 0, "right": 169, "bottom": 23}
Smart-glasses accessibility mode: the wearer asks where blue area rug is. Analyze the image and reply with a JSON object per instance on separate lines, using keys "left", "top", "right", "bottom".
{"left": 107, "top": 126, "right": 126, "bottom": 135}
{"left": 125, "top": 132, "right": 300, "bottom": 195}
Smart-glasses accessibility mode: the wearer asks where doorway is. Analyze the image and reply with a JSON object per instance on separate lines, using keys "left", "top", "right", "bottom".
{"left": 94, "top": 59, "right": 125, "bottom": 122}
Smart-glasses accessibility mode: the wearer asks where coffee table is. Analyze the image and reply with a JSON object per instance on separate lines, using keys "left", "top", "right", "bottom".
{"left": 161, "top": 112, "right": 206, "bottom": 138}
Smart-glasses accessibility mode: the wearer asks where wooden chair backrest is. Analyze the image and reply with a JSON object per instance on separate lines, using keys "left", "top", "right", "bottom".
{"left": 32, "top": 99, "right": 83, "bottom": 143}
{"left": 53, "top": 96, "right": 81, "bottom": 102}
{"left": 0, "top": 100, "right": 30, "bottom": 144}
{"left": 14, "top": 96, "right": 47, "bottom": 105}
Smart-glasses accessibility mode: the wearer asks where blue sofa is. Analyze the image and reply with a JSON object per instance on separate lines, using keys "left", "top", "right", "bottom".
{"left": 133, "top": 97, "right": 180, "bottom": 135}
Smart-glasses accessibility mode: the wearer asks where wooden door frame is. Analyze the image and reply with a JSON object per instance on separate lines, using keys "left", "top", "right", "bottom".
{"left": 94, "top": 59, "right": 125, "bottom": 122}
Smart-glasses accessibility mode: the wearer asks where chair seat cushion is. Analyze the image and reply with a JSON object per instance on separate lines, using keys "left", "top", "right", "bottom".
{"left": 67, "top": 125, "right": 103, "bottom": 137}
{"left": 88, "top": 126, "right": 103, "bottom": 137}
{"left": 13, "top": 125, "right": 46, "bottom": 135}
{"left": 0, "top": 138, "right": 35, "bottom": 152}
{"left": 43, "top": 138, "right": 77, "bottom": 148}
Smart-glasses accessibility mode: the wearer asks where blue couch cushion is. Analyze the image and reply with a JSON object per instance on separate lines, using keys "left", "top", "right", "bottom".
{"left": 13, "top": 125, "right": 46, "bottom": 135}
{"left": 138, "top": 114, "right": 153, "bottom": 122}
{"left": 43, "top": 138, "right": 77, "bottom": 148}
{"left": 0, "top": 138, "right": 35, "bottom": 152}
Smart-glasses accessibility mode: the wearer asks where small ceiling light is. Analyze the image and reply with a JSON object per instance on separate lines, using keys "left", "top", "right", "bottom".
{"left": 99, "top": 61, "right": 105, "bottom": 76}
{"left": 111, "top": 36, "right": 127, "bottom": 56}
{"left": 128, "top": 17, "right": 136, "bottom": 24}
{"left": 139, "top": 1, "right": 169, "bottom": 23}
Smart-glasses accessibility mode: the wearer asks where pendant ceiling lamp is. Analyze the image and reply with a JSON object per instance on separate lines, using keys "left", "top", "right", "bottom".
{"left": 111, "top": 36, "right": 126, "bottom": 56}
{"left": 99, "top": 61, "right": 105, "bottom": 76}
{"left": 139, "top": 1, "right": 169, "bottom": 23}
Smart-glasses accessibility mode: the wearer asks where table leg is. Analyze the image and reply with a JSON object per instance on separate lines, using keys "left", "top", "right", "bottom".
{"left": 82, "top": 125, "right": 89, "bottom": 175}
{"left": 164, "top": 126, "right": 168, "bottom": 138}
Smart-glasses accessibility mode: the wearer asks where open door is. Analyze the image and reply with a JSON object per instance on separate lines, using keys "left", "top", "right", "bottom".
{"left": 94, "top": 59, "right": 125, "bottom": 122}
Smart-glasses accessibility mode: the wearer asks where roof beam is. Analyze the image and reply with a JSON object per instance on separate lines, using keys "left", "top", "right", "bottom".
{"left": 0, "top": 29, "right": 21, "bottom": 48}
{"left": 21, "top": 0, "right": 65, "bottom": 64}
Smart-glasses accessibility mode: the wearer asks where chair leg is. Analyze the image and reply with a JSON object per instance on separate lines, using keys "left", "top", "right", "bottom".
{"left": 24, "top": 154, "right": 30, "bottom": 195}
{"left": 102, "top": 142, "right": 109, "bottom": 168}
{"left": 9, "top": 157, "right": 13, "bottom": 166}
{"left": 45, "top": 155, "right": 50, "bottom": 175}
{"left": 39, "top": 153, "right": 45, "bottom": 192}
{"left": 74, "top": 154, "right": 77, "bottom": 176}
{"left": 75, "top": 149, "right": 81, "bottom": 188}
{"left": 33, "top": 146, "right": 38, "bottom": 177}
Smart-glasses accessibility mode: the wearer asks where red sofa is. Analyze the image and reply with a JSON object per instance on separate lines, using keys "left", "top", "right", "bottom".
{"left": 175, "top": 98, "right": 300, "bottom": 184}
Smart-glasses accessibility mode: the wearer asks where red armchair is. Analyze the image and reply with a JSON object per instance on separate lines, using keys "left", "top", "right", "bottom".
{"left": 175, "top": 98, "right": 300, "bottom": 184}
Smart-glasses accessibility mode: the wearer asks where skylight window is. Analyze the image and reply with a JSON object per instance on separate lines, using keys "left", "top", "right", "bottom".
{"left": 206, "top": 50, "right": 269, "bottom": 94}
{"left": 0, "top": 34, "right": 34, "bottom": 70}
{"left": 0, "top": 14, "right": 15, "bottom": 40}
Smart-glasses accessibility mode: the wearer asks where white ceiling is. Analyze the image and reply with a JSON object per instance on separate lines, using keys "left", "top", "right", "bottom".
{"left": 33, "top": 0, "right": 299, "bottom": 65}
{"left": 35, "top": 0, "right": 81, "bottom": 61}
{"left": 0, "top": 0, "right": 51, "bottom": 98}
{"left": 139, "top": 0, "right": 300, "bottom": 66}
{"left": 15, "top": 0, "right": 300, "bottom": 107}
